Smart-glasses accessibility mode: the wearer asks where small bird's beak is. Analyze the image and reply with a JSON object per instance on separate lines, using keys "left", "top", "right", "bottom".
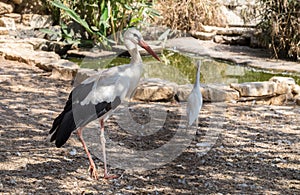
{"left": 138, "top": 40, "right": 161, "bottom": 61}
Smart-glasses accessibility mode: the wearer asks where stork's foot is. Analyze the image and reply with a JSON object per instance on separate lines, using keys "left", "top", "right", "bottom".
{"left": 88, "top": 164, "right": 99, "bottom": 180}
{"left": 103, "top": 172, "right": 118, "bottom": 180}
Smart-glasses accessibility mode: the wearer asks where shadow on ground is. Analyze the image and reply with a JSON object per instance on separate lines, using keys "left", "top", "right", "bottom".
{"left": 0, "top": 57, "right": 299, "bottom": 194}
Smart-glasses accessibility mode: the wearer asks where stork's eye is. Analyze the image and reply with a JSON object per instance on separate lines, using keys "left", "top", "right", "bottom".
{"left": 133, "top": 33, "right": 139, "bottom": 39}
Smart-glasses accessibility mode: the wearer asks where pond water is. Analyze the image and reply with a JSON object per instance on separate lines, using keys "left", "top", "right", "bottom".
{"left": 70, "top": 50, "right": 300, "bottom": 85}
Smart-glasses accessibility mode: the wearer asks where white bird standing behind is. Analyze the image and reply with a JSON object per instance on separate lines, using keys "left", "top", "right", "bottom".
{"left": 186, "top": 61, "right": 203, "bottom": 126}
{"left": 49, "top": 28, "right": 160, "bottom": 179}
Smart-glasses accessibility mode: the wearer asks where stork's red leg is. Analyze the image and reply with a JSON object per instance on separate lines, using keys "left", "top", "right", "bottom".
{"left": 77, "top": 127, "right": 99, "bottom": 180}
{"left": 99, "top": 119, "right": 118, "bottom": 179}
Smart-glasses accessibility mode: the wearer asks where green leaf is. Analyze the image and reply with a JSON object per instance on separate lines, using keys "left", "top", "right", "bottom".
{"left": 51, "top": 0, "right": 93, "bottom": 34}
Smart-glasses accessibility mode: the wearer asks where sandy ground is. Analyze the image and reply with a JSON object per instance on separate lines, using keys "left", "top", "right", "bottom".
{"left": 0, "top": 57, "right": 299, "bottom": 194}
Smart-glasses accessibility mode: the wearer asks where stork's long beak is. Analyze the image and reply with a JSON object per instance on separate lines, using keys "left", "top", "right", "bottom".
{"left": 138, "top": 40, "right": 161, "bottom": 61}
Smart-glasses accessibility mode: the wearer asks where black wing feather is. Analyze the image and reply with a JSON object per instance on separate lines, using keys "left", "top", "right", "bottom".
{"left": 49, "top": 82, "right": 121, "bottom": 148}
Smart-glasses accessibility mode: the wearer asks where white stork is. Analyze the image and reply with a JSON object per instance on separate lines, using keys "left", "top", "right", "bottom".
{"left": 186, "top": 61, "right": 203, "bottom": 127}
{"left": 49, "top": 28, "right": 160, "bottom": 179}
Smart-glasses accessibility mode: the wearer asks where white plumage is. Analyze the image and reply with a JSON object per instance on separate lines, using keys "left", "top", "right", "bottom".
{"left": 49, "top": 28, "right": 160, "bottom": 179}
{"left": 187, "top": 61, "right": 203, "bottom": 126}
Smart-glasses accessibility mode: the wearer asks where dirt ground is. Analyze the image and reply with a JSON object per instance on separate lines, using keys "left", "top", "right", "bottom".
{"left": 0, "top": 56, "right": 299, "bottom": 194}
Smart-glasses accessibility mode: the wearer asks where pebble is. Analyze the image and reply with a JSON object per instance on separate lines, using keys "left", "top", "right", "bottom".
{"left": 63, "top": 156, "right": 73, "bottom": 162}
{"left": 277, "top": 139, "right": 292, "bottom": 145}
{"left": 237, "top": 183, "right": 248, "bottom": 188}
{"left": 178, "top": 178, "right": 187, "bottom": 185}
{"left": 226, "top": 162, "right": 234, "bottom": 167}
{"left": 9, "top": 179, "right": 16, "bottom": 185}
{"left": 196, "top": 142, "right": 211, "bottom": 147}
{"left": 69, "top": 148, "right": 77, "bottom": 156}
{"left": 125, "top": 185, "right": 133, "bottom": 190}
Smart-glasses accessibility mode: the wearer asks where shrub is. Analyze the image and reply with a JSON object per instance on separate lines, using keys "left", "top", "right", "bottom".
{"left": 153, "top": 0, "right": 227, "bottom": 31}
{"left": 257, "top": 0, "right": 300, "bottom": 61}
{"left": 46, "top": 0, "right": 159, "bottom": 46}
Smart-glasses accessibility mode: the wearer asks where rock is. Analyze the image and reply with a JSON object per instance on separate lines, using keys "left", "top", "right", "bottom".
{"left": 0, "top": 2, "right": 14, "bottom": 15}
{"left": 33, "top": 51, "right": 62, "bottom": 70}
{"left": 219, "top": 5, "right": 244, "bottom": 26}
{"left": 175, "top": 83, "right": 239, "bottom": 102}
{"left": 201, "top": 84, "right": 240, "bottom": 102}
{"left": 0, "top": 37, "right": 48, "bottom": 49}
{"left": 230, "top": 82, "right": 275, "bottom": 97}
{"left": 269, "top": 76, "right": 295, "bottom": 86}
{"left": 73, "top": 68, "right": 98, "bottom": 87}
{"left": 133, "top": 78, "right": 178, "bottom": 101}
{"left": 190, "top": 30, "right": 216, "bottom": 40}
{"left": 44, "top": 25, "right": 62, "bottom": 41}
{"left": 67, "top": 49, "right": 117, "bottom": 59}
{"left": 21, "top": 14, "right": 32, "bottom": 26}
{"left": 292, "top": 84, "right": 300, "bottom": 95}
{"left": 213, "top": 35, "right": 250, "bottom": 45}
{"left": 69, "top": 148, "right": 77, "bottom": 156}
{"left": 0, "top": 27, "right": 8, "bottom": 35}
{"left": 274, "top": 82, "right": 290, "bottom": 95}
{"left": 30, "top": 14, "right": 53, "bottom": 28}
{"left": 269, "top": 76, "right": 295, "bottom": 95}
{"left": 0, "top": 43, "right": 35, "bottom": 63}
{"left": 19, "top": 37, "right": 48, "bottom": 50}
{"left": 175, "top": 84, "right": 193, "bottom": 102}
{"left": 0, "top": 17, "right": 16, "bottom": 30}
{"left": 13, "top": 0, "right": 23, "bottom": 4}
{"left": 22, "top": 14, "right": 53, "bottom": 28}
{"left": 4, "top": 13, "right": 22, "bottom": 23}
{"left": 269, "top": 94, "right": 287, "bottom": 105}
{"left": 0, "top": 42, "right": 77, "bottom": 79}
{"left": 48, "top": 59, "right": 79, "bottom": 80}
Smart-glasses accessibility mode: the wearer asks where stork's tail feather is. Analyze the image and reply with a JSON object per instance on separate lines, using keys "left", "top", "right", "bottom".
{"left": 50, "top": 110, "right": 76, "bottom": 148}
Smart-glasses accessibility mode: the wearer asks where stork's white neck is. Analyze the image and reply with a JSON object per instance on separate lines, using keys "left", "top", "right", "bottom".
{"left": 128, "top": 47, "right": 142, "bottom": 65}
{"left": 195, "top": 64, "right": 200, "bottom": 87}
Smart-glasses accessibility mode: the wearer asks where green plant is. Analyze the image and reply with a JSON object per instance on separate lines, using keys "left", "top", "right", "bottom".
{"left": 48, "top": 0, "right": 159, "bottom": 47}
{"left": 257, "top": 0, "right": 300, "bottom": 61}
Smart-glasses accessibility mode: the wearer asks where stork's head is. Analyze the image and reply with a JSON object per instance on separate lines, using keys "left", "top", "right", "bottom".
{"left": 124, "top": 28, "right": 160, "bottom": 61}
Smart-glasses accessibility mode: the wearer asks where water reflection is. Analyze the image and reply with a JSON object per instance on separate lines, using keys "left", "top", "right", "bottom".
{"left": 70, "top": 50, "right": 300, "bottom": 85}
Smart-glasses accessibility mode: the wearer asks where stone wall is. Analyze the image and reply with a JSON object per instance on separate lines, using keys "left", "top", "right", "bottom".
{"left": 0, "top": 0, "right": 78, "bottom": 79}
{"left": 0, "top": 0, "right": 52, "bottom": 36}
{"left": 133, "top": 76, "right": 300, "bottom": 106}
{"left": 191, "top": 0, "right": 262, "bottom": 47}
{"left": 75, "top": 68, "right": 300, "bottom": 106}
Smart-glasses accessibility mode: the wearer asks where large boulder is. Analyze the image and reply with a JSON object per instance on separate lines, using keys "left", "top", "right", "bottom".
{"left": 230, "top": 81, "right": 276, "bottom": 97}
{"left": 4, "top": 13, "right": 22, "bottom": 23}
{"left": 175, "top": 84, "right": 193, "bottom": 102}
{"left": 133, "top": 78, "right": 178, "bottom": 102}
{"left": 175, "top": 84, "right": 239, "bottom": 102}
{"left": 49, "top": 59, "right": 79, "bottom": 80}
{"left": 0, "top": 17, "right": 16, "bottom": 30}
{"left": 0, "top": 41, "right": 78, "bottom": 80}
{"left": 201, "top": 84, "right": 240, "bottom": 102}
{"left": 269, "top": 76, "right": 295, "bottom": 95}
{"left": 73, "top": 68, "right": 98, "bottom": 87}
{"left": 0, "top": 2, "right": 14, "bottom": 15}
{"left": 22, "top": 14, "right": 53, "bottom": 28}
